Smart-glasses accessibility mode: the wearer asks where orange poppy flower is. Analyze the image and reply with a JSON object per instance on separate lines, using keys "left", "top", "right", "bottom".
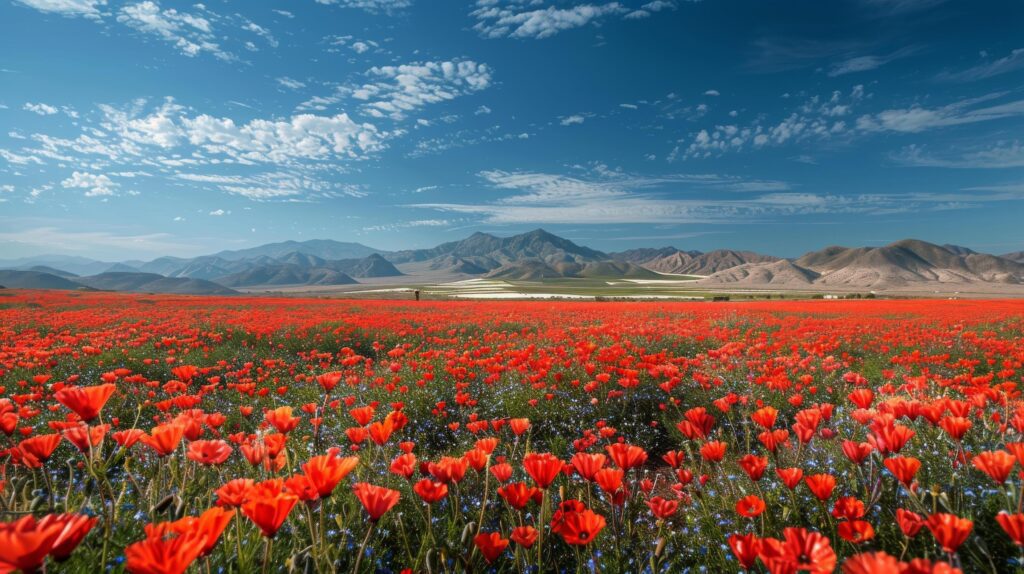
{"left": 54, "top": 383, "right": 116, "bottom": 422}
{"left": 186, "top": 439, "right": 232, "bottom": 466}
{"left": 510, "top": 525, "right": 538, "bottom": 548}
{"left": 551, "top": 504, "right": 606, "bottom": 546}
{"left": 412, "top": 479, "right": 449, "bottom": 504}
{"left": 804, "top": 473, "right": 836, "bottom": 501}
{"left": 353, "top": 482, "right": 400, "bottom": 521}
{"left": 736, "top": 495, "right": 766, "bottom": 518}
{"left": 758, "top": 527, "right": 836, "bottom": 574}
{"left": 926, "top": 513, "right": 973, "bottom": 553}
{"left": 241, "top": 481, "right": 299, "bottom": 537}
{"left": 971, "top": 450, "right": 1016, "bottom": 484}
{"left": 140, "top": 424, "right": 185, "bottom": 457}
{"left": 605, "top": 443, "right": 648, "bottom": 471}
{"left": 302, "top": 450, "right": 359, "bottom": 497}
{"left": 523, "top": 452, "right": 563, "bottom": 489}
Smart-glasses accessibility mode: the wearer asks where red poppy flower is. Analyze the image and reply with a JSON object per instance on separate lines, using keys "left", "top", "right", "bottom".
{"left": 241, "top": 481, "right": 299, "bottom": 537}
{"left": 413, "top": 479, "right": 449, "bottom": 504}
{"left": 571, "top": 452, "right": 607, "bottom": 481}
{"left": 18, "top": 434, "right": 62, "bottom": 463}
{"left": 216, "top": 478, "right": 255, "bottom": 508}
{"left": 838, "top": 520, "right": 875, "bottom": 544}
{"left": 605, "top": 443, "right": 648, "bottom": 471}
{"left": 594, "top": 467, "right": 624, "bottom": 495}
{"left": 140, "top": 423, "right": 185, "bottom": 457}
{"left": 264, "top": 406, "right": 300, "bottom": 434}
{"left": 926, "top": 513, "right": 973, "bottom": 552}
{"left": 390, "top": 453, "right": 417, "bottom": 479}
{"left": 302, "top": 451, "right": 359, "bottom": 497}
{"left": 776, "top": 467, "right": 804, "bottom": 489}
{"left": 489, "top": 462, "right": 513, "bottom": 483}
{"left": 841, "top": 441, "right": 873, "bottom": 465}
{"left": 738, "top": 454, "right": 768, "bottom": 481}
{"left": 841, "top": 551, "right": 902, "bottom": 574}
{"left": 728, "top": 533, "right": 762, "bottom": 570}
{"left": 758, "top": 527, "right": 836, "bottom": 574}
{"left": 551, "top": 504, "right": 606, "bottom": 546}
{"left": 498, "top": 482, "right": 540, "bottom": 510}
{"left": 186, "top": 439, "right": 232, "bottom": 466}
{"left": 700, "top": 440, "right": 727, "bottom": 462}
{"left": 646, "top": 496, "right": 679, "bottom": 519}
{"left": 996, "top": 512, "right": 1024, "bottom": 546}
{"left": 736, "top": 495, "right": 766, "bottom": 518}
{"left": 971, "top": 450, "right": 1016, "bottom": 484}
{"left": 523, "top": 452, "right": 563, "bottom": 489}
{"left": 54, "top": 383, "right": 116, "bottom": 422}
{"left": 509, "top": 418, "right": 531, "bottom": 436}
{"left": 125, "top": 530, "right": 209, "bottom": 574}
{"left": 883, "top": 456, "right": 921, "bottom": 487}
{"left": 428, "top": 456, "right": 470, "bottom": 484}
{"left": 832, "top": 497, "right": 866, "bottom": 521}
{"left": 751, "top": 406, "right": 778, "bottom": 429}
{"left": 473, "top": 531, "right": 509, "bottom": 563}
{"left": 804, "top": 473, "right": 836, "bottom": 501}
{"left": 896, "top": 508, "right": 924, "bottom": 538}
{"left": 510, "top": 525, "right": 538, "bottom": 548}
{"left": 46, "top": 514, "right": 98, "bottom": 562}
{"left": 353, "top": 482, "right": 400, "bottom": 521}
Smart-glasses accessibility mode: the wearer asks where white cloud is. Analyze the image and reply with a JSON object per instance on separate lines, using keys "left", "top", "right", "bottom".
{"left": 341, "top": 60, "right": 492, "bottom": 120}
{"left": 13, "top": 0, "right": 105, "bottom": 19}
{"left": 474, "top": 105, "right": 492, "bottom": 115}
{"left": 24, "top": 102, "right": 59, "bottom": 115}
{"left": 471, "top": 1, "right": 627, "bottom": 39}
{"left": 704, "top": 89, "right": 720, "bottom": 96}
{"left": 678, "top": 87, "right": 862, "bottom": 159}
{"left": 61, "top": 171, "right": 119, "bottom": 196}
{"left": 314, "top": 0, "right": 412, "bottom": 14}
{"left": 351, "top": 41, "right": 370, "bottom": 54}
{"left": 892, "top": 141, "right": 1024, "bottom": 169}
{"left": 176, "top": 171, "right": 367, "bottom": 200}
{"left": 856, "top": 94, "right": 1024, "bottom": 133}
{"left": 208, "top": 209, "right": 226, "bottom": 216}
{"left": 116, "top": 1, "right": 231, "bottom": 60}
{"left": 937, "top": 48, "right": 1024, "bottom": 82}
{"left": 560, "top": 114, "right": 585, "bottom": 126}
{"left": 277, "top": 77, "right": 307, "bottom": 90}
{"left": 243, "top": 21, "right": 278, "bottom": 48}
{"left": 413, "top": 169, "right": 1012, "bottom": 225}
{"left": 828, "top": 46, "right": 919, "bottom": 77}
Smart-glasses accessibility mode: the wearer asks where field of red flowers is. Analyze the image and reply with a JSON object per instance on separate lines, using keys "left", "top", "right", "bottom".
{"left": 2, "top": 290, "right": 1024, "bottom": 573}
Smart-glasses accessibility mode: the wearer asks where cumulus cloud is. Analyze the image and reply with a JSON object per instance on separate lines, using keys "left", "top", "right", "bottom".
{"left": 116, "top": 1, "right": 231, "bottom": 60}
{"left": 560, "top": 114, "right": 585, "bottom": 126}
{"left": 23, "top": 102, "right": 59, "bottom": 115}
{"left": 471, "top": 1, "right": 627, "bottom": 39}
{"left": 13, "top": 0, "right": 106, "bottom": 19}
{"left": 677, "top": 87, "right": 862, "bottom": 159}
{"left": 61, "top": 171, "right": 119, "bottom": 196}
{"left": 303, "top": 60, "right": 492, "bottom": 120}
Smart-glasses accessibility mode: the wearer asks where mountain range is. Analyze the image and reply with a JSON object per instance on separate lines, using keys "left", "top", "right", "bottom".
{"left": 1, "top": 230, "right": 1023, "bottom": 295}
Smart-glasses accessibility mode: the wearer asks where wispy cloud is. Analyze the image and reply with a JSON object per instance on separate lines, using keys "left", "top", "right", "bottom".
{"left": 857, "top": 93, "right": 1024, "bottom": 133}
{"left": 413, "top": 169, "right": 1012, "bottom": 225}
{"left": 13, "top": 0, "right": 106, "bottom": 19}
{"left": 827, "top": 46, "right": 920, "bottom": 77}
{"left": 936, "top": 48, "right": 1024, "bottom": 82}
{"left": 471, "top": 1, "right": 628, "bottom": 39}
{"left": 892, "top": 141, "right": 1024, "bottom": 168}
{"left": 313, "top": 0, "right": 412, "bottom": 14}
{"left": 116, "top": 1, "right": 232, "bottom": 60}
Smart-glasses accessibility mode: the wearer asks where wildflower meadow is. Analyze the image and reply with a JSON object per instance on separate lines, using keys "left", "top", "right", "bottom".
{"left": 2, "top": 290, "right": 1024, "bottom": 573}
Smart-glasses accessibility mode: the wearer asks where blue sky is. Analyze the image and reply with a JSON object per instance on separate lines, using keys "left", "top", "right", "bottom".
{"left": 1, "top": 0, "right": 1023, "bottom": 260}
